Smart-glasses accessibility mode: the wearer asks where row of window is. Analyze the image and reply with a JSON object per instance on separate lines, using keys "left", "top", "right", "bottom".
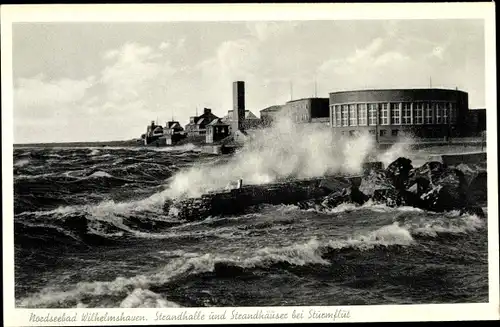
{"left": 341, "top": 129, "right": 400, "bottom": 136}
{"left": 331, "top": 102, "right": 457, "bottom": 127}
{"left": 340, "top": 129, "right": 445, "bottom": 137}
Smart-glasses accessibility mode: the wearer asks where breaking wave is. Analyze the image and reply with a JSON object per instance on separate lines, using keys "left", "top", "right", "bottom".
{"left": 16, "top": 224, "right": 414, "bottom": 308}
{"left": 14, "top": 158, "right": 31, "bottom": 167}
{"left": 165, "top": 117, "right": 380, "bottom": 199}
{"left": 119, "top": 289, "right": 182, "bottom": 308}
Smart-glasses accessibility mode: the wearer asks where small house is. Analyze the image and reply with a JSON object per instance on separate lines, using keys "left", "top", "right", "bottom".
{"left": 206, "top": 118, "right": 230, "bottom": 144}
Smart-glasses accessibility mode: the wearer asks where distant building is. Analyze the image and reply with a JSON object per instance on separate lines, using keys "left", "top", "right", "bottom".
{"left": 143, "top": 120, "right": 187, "bottom": 146}
{"left": 143, "top": 120, "right": 164, "bottom": 145}
{"left": 185, "top": 108, "right": 219, "bottom": 136}
{"left": 206, "top": 118, "right": 230, "bottom": 144}
{"left": 222, "top": 109, "right": 261, "bottom": 130}
{"left": 164, "top": 121, "right": 184, "bottom": 135}
{"left": 328, "top": 88, "right": 472, "bottom": 142}
{"left": 259, "top": 105, "right": 282, "bottom": 127}
{"left": 163, "top": 120, "right": 186, "bottom": 145}
{"left": 280, "top": 98, "right": 330, "bottom": 124}
{"left": 258, "top": 98, "right": 329, "bottom": 126}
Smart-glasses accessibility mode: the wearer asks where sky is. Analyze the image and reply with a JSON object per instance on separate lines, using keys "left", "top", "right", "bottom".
{"left": 12, "top": 19, "right": 485, "bottom": 143}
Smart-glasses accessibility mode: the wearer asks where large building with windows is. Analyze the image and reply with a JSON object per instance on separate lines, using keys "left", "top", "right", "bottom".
{"left": 259, "top": 97, "right": 329, "bottom": 126}
{"left": 329, "top": 88, "right": 471, "bottom": 141}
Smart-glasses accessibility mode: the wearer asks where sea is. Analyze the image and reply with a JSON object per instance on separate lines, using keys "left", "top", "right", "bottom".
{"left": 13, "top": 134, "right": 488, "bottom": 308}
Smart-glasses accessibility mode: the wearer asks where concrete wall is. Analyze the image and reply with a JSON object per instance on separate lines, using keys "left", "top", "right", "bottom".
{"left": 428, "top": 152, "right": 487, "bottom": 166}
{"left": 167, "top": 175, "right": 366, "bottom": 221}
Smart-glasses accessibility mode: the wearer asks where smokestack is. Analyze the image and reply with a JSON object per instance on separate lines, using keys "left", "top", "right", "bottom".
{"left": 232, "top": 81, "right": 245, "bottom": 132}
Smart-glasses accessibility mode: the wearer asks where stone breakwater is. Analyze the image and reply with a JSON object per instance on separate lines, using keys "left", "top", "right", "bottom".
{"left": 163, "top": 158, "right": 487, "bottom": 221}
{"left": 163, "top": 177, "right": 348, "bottom": 221}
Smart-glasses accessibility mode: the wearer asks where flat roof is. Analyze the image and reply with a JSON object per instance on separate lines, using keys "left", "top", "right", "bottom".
{"left": 260, "top": 105, "right": 282, "bottom": 112}
{"left": 329, "top": 88, "right": 467, "bottom": 95}
{"left": 286, "top": 97, "right": 328, "bottom": 103}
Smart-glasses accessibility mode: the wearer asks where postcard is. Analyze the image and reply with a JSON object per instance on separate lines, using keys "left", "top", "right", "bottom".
{"left": 1, "top": 3, "right": 498, "bottom": 326}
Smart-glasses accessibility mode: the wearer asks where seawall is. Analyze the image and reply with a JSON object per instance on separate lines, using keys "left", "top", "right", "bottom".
{"left": 165, "top": 175, "right": 359, "bottom": 221}
{"left": 428, "top": 152, "right": 487, "bottom": 166}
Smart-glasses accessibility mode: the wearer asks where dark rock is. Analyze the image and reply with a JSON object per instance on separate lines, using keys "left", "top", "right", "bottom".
{"left": 372, "top": 188, "right": 400, "bottom": 207}
{"left": 407, "top": 183, "right": 419, "bottom": 195}
{"left": 468, "top": 171, "right": 487, "bottom": 205}
{"left": 407, "top": 161, "right": 444, "bottom": 189}
{"left": 385, "top": 157, "right": 413, "bottom": 191}
{"left": 349, "top": 176, "right": 363, "bottom": 189}
{"left": 419, "top": 168, "right": 467, "bottom": 212}
{"left": 351, "top": 186, "right": 369, "bottom": 205}
{"left": 455, "top": 163, "right": 482, "bottom": 185}
{"left": 319, "top": 177, "right": 351, "bottom": 193}
{"left": 321, "top": 189, "right": 350, "bottom": 208}
{"left": 359, "top": 170, "right": 394, "bottom": 197}
{"left": 321, "top": 186, "right": 369, "bottom": 209}
{"left": 362, "top": 161, "right": 384, "bottom": 174}
{"left": 372, "top": 188, "right": 419, "bottom": 207}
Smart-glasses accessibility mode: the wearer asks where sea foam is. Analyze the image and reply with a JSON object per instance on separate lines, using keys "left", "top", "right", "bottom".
{"left": 17, "top": 225, "right": 417, "bottom": 308}
{"left": 164, "top": 116, "right": 378, "bottom": 199}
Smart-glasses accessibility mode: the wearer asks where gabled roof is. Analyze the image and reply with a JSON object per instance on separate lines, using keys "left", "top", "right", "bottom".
{"left": 196, "top": 117, "right": 206, "bottom": 125}
{"left": 245, "top": 110, "right": 259, "bottom": 120}
{"left": 167, "top": 121, "right": 182, "bottom": 128}
{"left": 207, "top": 118, "right": 229, "bottom": 126}
{"left": 224, "top": 110, "right": 260, "bottom": 120}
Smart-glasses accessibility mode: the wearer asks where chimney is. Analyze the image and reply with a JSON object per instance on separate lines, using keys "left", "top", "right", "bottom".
{"left": 204, "top": 108, "right": 211, "bottom": 115}
{"left": 232, "top": 81, "right": 245, "bottom": 132}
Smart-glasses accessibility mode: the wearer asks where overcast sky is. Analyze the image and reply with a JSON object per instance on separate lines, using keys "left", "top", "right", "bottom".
{"left": 12, "top": 19, "right": 485, "bottom": 143}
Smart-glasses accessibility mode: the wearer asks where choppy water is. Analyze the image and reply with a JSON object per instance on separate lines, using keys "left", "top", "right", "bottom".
{"left": 13, "top": 144, "right": 488, "bottom": 308}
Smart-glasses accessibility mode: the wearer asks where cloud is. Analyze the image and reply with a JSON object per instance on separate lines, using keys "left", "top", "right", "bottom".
{"left": 176, "top": 38, "right": 186, "bottom": 50}
{"left": 373, "top": 51, "right": 410, "bottom": 66}
{"left": 430, "top": 46, "right": 445, "bottom": 60}
{"left": 14, "top": 42, "right": 180, "bottom": 142}
{"left": 14, "top": 74, "right": 95, "bottom": 121}
{"left": 246, "top": 21, "right": 298, "bottom": 41}
{"left": 100, "top": 42, "right": 175, "bottom": 103}
{"left": 12, "top": 21, "right": 485, "bottom": 143}
{"left": 317, "top": 35, "right": 433, "bottom": 90}
{"left": 159, "top": 41, "right": 171, "bottom": 50}
{"left": 349, "top": 37, "right": 384, "bottom": 64}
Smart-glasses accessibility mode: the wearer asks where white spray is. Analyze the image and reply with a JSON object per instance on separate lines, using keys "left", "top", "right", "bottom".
{"left": 165, "top": 116, "right": 377, "bottom": 199}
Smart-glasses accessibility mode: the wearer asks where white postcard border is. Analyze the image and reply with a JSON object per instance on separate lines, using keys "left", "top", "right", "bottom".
{"left": 1, "top": 3, "right": 498, "bottom": 325}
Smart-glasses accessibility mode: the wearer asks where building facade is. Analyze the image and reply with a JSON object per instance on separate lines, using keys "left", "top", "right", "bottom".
{"left": 259, "top": 98, "right": 329, "bottom": 125}
{"left": 329, "top": 89, "right": 469, "bottom": 142}
{"left": 143, "top": 121, "right": 164, "bottom": 145}
{"left": 223, "top": 109, "right": 261, "bottom": 130}
{"left": 260, "top": 105, "right": 282, "bottom": 127}
{"left": 281, "top": 97, "right": 329, "bottom": 123}
{"left": 206, "top": 118, "right": 230, "bottom": 144}
{"left": 185, "top": 108, "right": 219, "bottom": 136}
